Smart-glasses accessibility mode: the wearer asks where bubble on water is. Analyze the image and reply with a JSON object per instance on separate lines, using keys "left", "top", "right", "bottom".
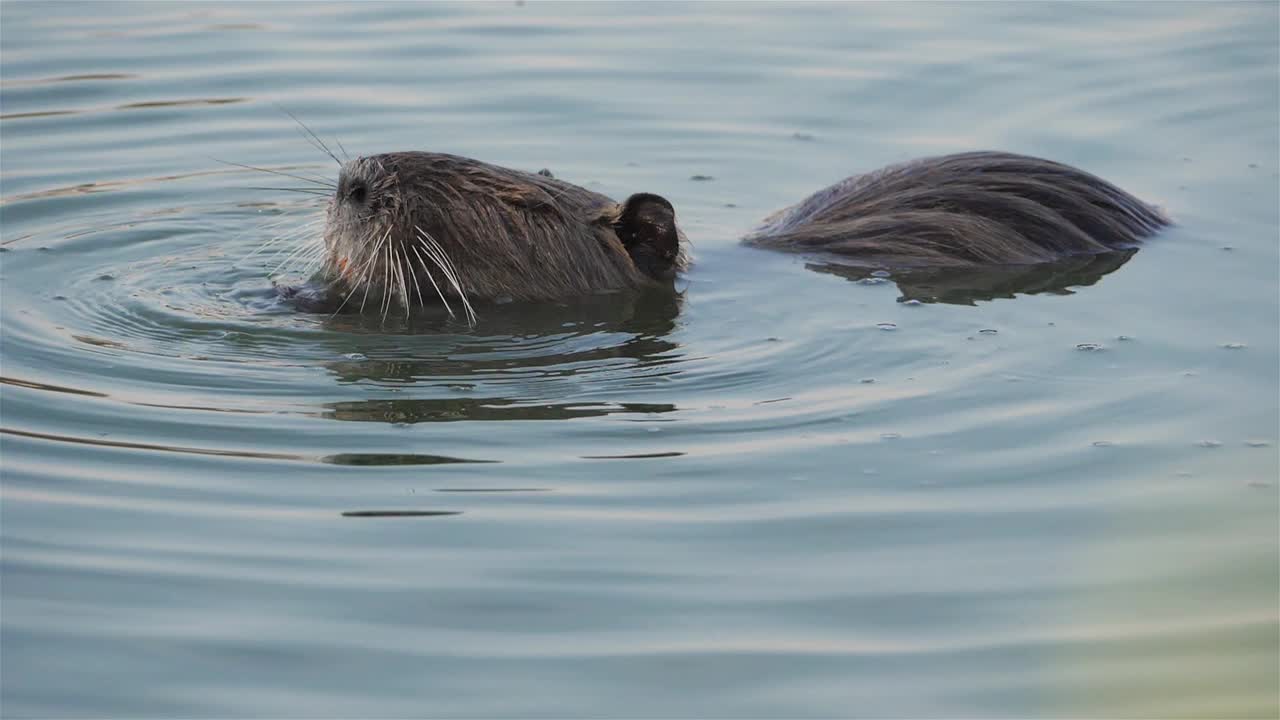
{"left": 1091, "top": 440, "right": 1114, "bottom": 448}
{"left": 343, "top": 352, "right": 367, "bottom": 361}
{"left": 978, "top": 328, "right": 998, "bottom": 334}
{"left": 880, "top": 432, "right": 901, "bottom": 440}
{"left": 1075, "top": 343, "right": 1104, "bottom": 352}
{"left": 1220, "top": 342, "right": 1246, "bottom": 350}
{"left": 876, "top": 322, "right": 897, "bottom": 331}
{"left": 1244, "top": 440, "right": 1272, "bottom": 448}
{"left": 1197, "top": 440, "right": 1222, "bottom": 449}
{"left": 870, "top": 270, "right": 891, "bottom": 278}
{"left": 859, "top": 378, "right": 875, "bottom": 384}
{"left": 1117, "top": 335, "right": 1133, "bottom": 341}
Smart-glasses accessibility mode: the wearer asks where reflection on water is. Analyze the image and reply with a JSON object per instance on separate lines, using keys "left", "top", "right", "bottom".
{"left": 807, "top": 248, "right": 1138, "bottom": 305}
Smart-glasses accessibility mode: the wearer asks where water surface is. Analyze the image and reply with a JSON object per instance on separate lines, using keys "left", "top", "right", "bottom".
{"left": 2, "top": 2, "right": 1277, "bottom": 717}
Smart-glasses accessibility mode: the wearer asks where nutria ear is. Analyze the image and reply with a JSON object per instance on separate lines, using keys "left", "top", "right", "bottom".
{"left": 615, "top": 193, "right": 680, "bottom": 280}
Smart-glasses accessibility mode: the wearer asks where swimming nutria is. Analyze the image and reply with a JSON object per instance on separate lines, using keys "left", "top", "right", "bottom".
{"left": 321, "top": 152, "right": 685, "bottom": 323}
{"left": 744, "top": 151, "right": 1168, "bottom": 266}
{"left": 315, "top": 150, "right": 1166, "bottom": 319}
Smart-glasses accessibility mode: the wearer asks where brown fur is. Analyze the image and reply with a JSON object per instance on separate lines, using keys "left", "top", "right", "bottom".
{"left": 321, "top": 152, "right": 684, "bottom": 311}
{"left": 744, "top": 151, "right": 1169, "bottom": 266}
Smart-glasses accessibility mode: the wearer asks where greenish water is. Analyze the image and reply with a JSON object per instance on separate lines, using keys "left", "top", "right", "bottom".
{"left": 1, "top": 2, "right": 1277, "bottom": 717}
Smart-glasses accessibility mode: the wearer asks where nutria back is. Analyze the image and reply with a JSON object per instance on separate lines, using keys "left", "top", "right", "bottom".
{"left": 744, "top": 151, "right": 1169, "bottom": 267}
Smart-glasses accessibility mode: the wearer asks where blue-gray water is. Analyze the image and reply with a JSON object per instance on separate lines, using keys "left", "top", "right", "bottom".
{"left": 2, "top": 2, "right": 1277, "bottom": 717}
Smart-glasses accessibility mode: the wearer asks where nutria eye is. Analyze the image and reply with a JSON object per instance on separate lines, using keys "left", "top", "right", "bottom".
{"left": 349, "top": 182, "right": 367, "bottom": 205}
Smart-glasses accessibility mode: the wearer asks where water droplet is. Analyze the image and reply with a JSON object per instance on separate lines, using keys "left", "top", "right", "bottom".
{"left": 859, "top": 378, "right": 875, "bottom": 384}
{"left": 870, "top": 270, "right": 891, "bottom": 278}
{"left": 343, "top": 352, "right": 367, "bottom": 361}
{"left": 876, "top": 322, "right": 897, "bottom": 331}
{"left": 978, "top": 328, "right": 998, "bottom": 334}
{"left": 1075, "top": 343, "right": 1104, "bottom": 352}
{"left": 1220, "top": 342, "right": 1246, "bottom": 350}
{"left": 1197, "top": 440, "right": 1222, "bottom": 449}
{"left": 880, "top": 432, "right": 901, "bottom": 440}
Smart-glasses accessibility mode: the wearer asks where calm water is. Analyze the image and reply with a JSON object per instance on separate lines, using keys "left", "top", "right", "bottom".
{"left": 2, "top": 2, "right": 1277, "bottom": 717}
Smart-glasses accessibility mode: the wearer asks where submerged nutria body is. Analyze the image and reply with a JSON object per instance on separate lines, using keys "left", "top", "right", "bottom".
{"left": 315, "top": 150, "right": 1166, "bottom": 319}
{"left": 744, "top": 151, "right": 1168, "bottom": 266}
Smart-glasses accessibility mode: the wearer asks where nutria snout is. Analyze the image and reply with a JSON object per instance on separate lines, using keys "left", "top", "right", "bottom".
{"left": 744, "top": 151, "right": 1169, "bottom": 266}
{"left": 320, "top": 152, "right": 685, "bottom": 321}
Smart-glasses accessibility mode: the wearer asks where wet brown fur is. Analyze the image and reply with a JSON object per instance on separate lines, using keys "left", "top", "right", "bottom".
{"left": 744, "top": 151, "right": 1169, "bottom": 266}
{"left": 322, "top": 152, "right": 685, "bottom": 309}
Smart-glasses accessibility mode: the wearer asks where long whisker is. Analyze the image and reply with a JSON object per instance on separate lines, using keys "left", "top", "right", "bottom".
{"left": 248, "top": 188, "right": 332, "bottom": 198}
{"left": 214, "top": 158, "right": 336, "bottom": 188}
{"left": 279, "top": 106, "right": 342, "bottom": 166}
{"left": 422, "top": 234, "right": 475, "bottom": 326}
{"left": 417, "top": 230, "right": 475, "bottom": 327}
{"left": 379, "top": 236, "right": 394, "bottom": 324}
{"left": 410, "top": 242, "right": 455, "bottom": 318}
{"left": 404, "top": 242, "right": 427, "bottom": 312}
{"left": 352, "top": 226, "right": 391, "bottom": 317}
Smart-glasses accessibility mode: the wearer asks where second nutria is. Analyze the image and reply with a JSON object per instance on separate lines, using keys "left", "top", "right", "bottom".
{"left": 310, "top": 150, "right": 1167, "bottom": 319}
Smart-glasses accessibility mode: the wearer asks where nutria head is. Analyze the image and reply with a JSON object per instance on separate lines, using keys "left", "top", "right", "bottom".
{"left": 321, "top": 152, "right": 684, "bottom": 321}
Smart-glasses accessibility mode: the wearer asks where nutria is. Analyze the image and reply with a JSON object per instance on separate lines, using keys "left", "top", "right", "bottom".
{"left": 320, "top": 152, "right": 685, "bottom": 323}
{"left": 744, "top": 151, "right": 1168, "bottom": 265}
{"left": 311, "top": 150, "right": 1166, "bottom": 320}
